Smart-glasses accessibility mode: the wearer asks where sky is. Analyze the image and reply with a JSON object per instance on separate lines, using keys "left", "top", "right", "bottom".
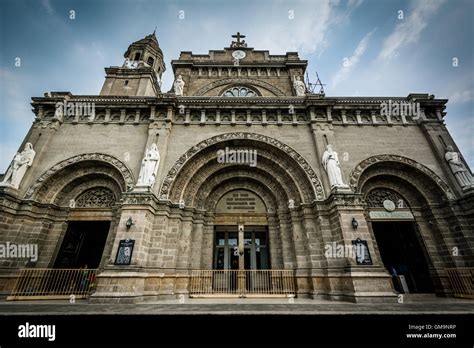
{"left": 0, "top": 0, "right": 473, "bottom": 173}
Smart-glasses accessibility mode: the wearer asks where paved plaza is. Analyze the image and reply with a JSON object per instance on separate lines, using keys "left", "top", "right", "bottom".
{"left": 1, "top": 297, "right": 472, "bottom": 315}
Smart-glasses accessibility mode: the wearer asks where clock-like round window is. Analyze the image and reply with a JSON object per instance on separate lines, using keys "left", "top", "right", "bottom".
{"left": 222, "top": 86, "right": 258, "bottom": 97}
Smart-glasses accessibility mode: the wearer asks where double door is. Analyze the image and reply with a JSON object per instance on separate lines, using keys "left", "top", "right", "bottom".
{"left": 214, "top": 226, "right": 269, "bottom": 270}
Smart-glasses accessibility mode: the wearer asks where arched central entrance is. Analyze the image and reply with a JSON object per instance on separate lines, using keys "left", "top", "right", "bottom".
{"left": 213, "top": 189, "right": 269, "bottom": 271}
{"left": 164, "top": 133, "right": 323, "bottom": 297}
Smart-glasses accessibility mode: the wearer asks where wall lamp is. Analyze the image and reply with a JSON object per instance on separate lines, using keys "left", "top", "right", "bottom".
{"left": 351, "top": 217, "right": 359, "bottom": 230}
{"left": 126, "top": 217, "right": 134, "bottom": 230}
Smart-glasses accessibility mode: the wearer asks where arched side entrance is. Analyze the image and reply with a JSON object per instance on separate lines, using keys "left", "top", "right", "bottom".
{"left": 365, "top": 187, "right": 434, "bottom": 293}
{"left": 24, "top": 154, "right": 133, "bottom": 270}
{"left": 350, "top": 155, "right": 460, "bottom": 295}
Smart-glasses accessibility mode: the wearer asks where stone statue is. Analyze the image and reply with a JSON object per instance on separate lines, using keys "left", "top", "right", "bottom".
{"left": 122, "top": 57, "right": 130, "bottom": 68}
{"left": 137, "top": 143, "right": 160, "bottom": 186}
{"left": 122, "top": 58, "right": 138, "bottom": 69}
{"left": 173, "top": 75, "right": 185, "bottom": 96}
{"left": 293, "top": 76, "right": 306, "bottom": 96}
{"left": 445, "top": 145, "right": 473, "bottom": 189}
{"left": 1, "top": 143, "right": 36, "bottom": 189}
{"left": 322, "top": 145, "right": 348, "bottom": 188}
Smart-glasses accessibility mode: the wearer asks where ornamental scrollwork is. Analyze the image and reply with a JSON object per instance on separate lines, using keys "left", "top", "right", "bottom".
{"left": 365, "top": 188, "right": 405, "bottom": 208}
{"left": 75, "top": 187, "right": 116, "bottom": 208}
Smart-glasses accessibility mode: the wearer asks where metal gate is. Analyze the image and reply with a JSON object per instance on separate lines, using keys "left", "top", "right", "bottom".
{"left": 189, "top": 269, "right": 296, "bottom": 297}
{"left": 446, "top": 268, "right": 473, "bottom": 299}
{"left": 7, "top": 268, "right": 97, "bottom": 300}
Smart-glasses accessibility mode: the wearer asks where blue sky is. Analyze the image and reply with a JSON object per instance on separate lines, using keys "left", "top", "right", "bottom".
{"left": 0, "top": 0, "right": 473, "bottom": 172}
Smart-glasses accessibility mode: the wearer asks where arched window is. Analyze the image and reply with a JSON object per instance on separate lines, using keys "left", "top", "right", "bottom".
{"left": 222, "top": 86, "right": 258, "bottom": 97}
{"left": 147, "top": 57, "right": 154, "bottom": 67}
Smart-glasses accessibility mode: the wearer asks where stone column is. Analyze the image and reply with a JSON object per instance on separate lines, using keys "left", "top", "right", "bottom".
{"left": 421, "top": 122, "right": 467, "bottom": 196}
{"left": 278, "top": 211, "right": 296, "bottom": 269}
{"left": 189, "top": 218, "right": 205, "bottom": 269}
{"left": 200, "top": 223, "right": 214, "bottom": 268}
{"left": 324, "top": 192, "right": 395, "bottom": 302}
{"left": 90, "top": 196, "right": 156, "bottom": 303}
{"left": 14, "top": 101, "right": 64, "bottom": 197}
{"left": 267, "top": 214, "right": 283, "bottom": 268}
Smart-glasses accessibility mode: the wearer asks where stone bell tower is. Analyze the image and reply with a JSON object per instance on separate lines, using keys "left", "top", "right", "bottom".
{"left": 100, "top": 31, "right": 166, "bottom": 96}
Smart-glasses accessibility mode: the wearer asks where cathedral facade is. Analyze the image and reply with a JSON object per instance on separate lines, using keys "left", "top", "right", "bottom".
{"left": 0, "top": 33, "right": 472, "bottom": 303}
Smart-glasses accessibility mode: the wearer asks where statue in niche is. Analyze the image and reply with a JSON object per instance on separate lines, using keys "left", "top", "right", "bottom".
{"left": 322, "top": 145, "right": 348, "bottom": 189}
{"left": 445, "top": 145, "right": 473, "bottom": 189}
{"left": 137, "top": 143, "right": 160, "bottom": 186}
{"left": 1, "top": 143, "right": 36, "bottom": 189}
{"left": 173, "top": 74, "right": 185, "bottom": 96}
{"left": 293, "top": 75, "right": 306, "bottom": 96}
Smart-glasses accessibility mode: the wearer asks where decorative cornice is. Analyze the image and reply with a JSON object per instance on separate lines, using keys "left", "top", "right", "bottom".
{"left": 175, "top": 96, "right": 304, "bottom": 104}
{"left": 31, "top": 94, "right": 448, "bottom": 107}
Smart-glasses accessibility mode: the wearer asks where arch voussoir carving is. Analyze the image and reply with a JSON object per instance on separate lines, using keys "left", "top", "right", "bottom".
{"left": 25, "top": 153, "right": 135, "bottom": 200}
{"left": 195, "top": 78, "right": 285, "bottom": 97}
{"left": 349, "top": 154, "right": 456, "bottom": 201}
{"left": 159, "top": 132, "right": 325, "bottom": 201}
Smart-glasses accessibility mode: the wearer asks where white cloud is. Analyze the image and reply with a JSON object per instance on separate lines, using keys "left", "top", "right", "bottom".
{"left": 449, "top": 89, "right": 474, "bottom": 104}
{"left": 250, "top": 0, "right": 334, "bottom": 55}
{"left": 74, "top": 42, "right": 105, "bottom": 60}
{"left": 330, "top": 28, "right": 375, "bottom": 88}
{"left": 377, "top": 0, "right": 445, "bottom": 61}
{"left": 0, "top": 143, "right": 20, "bottom": 173}
{"left": 347, "top": 0, "right": 364, "bottom": 9}
{"left": 0, "top": 69, "right": 30, "bottom": 118}
{"left": 41, "top": 0, "right": 54, "bottom": 15}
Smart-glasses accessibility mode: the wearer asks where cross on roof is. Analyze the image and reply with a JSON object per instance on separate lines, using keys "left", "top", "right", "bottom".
{"left": 230, "top": 32, "right": 247, "bottom": 48}
{"left": 232, "top": 32, "right": 245, "bottom": 44}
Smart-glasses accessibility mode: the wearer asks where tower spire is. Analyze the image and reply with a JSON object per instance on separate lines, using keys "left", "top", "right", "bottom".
{"left": 99, "top": 32, "right": 166, "bottom": 96}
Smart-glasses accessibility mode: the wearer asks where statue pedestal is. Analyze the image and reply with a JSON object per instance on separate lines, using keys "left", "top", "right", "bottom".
{"left": 133, "top": 185, "right": 152, "bottom": 193}
{"left": 462, "top": 185, "right": 474, "bottom": 193}
{"left": 330, "top": 186, "right": 352, "bottom": 194}
{"left": 0, "top": 185, "right": 19, "bottom": 196}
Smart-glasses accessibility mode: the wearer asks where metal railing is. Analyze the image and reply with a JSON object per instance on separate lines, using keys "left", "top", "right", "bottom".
{"left": 189, "top": 269, "right": 296, "bottom": 297}
{"left": 8, "top": 268, "right": 98, "bottom": 300}
{"left": 446, "top": 267, "right": 473, "bottom": 299}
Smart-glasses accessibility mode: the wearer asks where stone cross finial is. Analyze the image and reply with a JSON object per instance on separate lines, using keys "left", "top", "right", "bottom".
{"left": 231, "top": 32, "right": 247, "bottom": 48}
